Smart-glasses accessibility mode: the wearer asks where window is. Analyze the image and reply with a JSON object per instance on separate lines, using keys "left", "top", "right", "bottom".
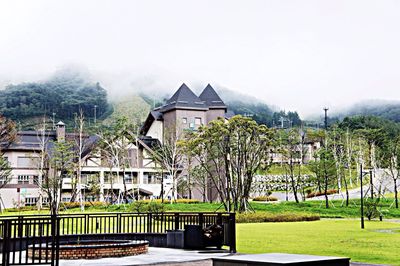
{"left": 18, "top": 175, "right": 30, "bottom": 184}
{"left": 25, "top": 197, "right": 38, "bottom": 206}
{"left": 182, "top": 117, "right": 187, "bottom": 124}
{"left": 124, "top": 175, "right": 133, "bottom": 184}
{"left": 32, "top": 176, "right": 39, "bottom": 185}
{"left": 61, "top": 197, "right": 71, "bottom": 202}
{"left": 195, "top": 117, "right": 202, "bottom": 125}
{"left": 17, "top": 157, "right": 39, "bottom": 168}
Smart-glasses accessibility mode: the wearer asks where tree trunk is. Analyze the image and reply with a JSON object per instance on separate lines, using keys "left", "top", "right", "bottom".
{"left": 395, "top": 178, "right": 398, "bottom": 208}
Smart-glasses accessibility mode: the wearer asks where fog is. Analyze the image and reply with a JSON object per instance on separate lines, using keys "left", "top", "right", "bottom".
{"left": 1, "top": 0, "right": 400, "bottom": 118}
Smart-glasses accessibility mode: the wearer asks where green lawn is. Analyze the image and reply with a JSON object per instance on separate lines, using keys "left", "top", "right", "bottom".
{"left": 3, "top": 199, "right": 400, "bottom": 219}
{"left": 237, "top": 219, "right": 400, "bottom": 266}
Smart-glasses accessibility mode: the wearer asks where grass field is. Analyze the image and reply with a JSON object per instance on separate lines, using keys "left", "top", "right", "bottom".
{"left": 3, "top": 199, "right": 400, "bottom": 219}
{"left": 237, "top": 219, "right": 400, "bottom": 266}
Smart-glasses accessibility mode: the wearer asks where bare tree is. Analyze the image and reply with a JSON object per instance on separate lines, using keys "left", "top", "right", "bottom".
{"left": 151, "top": 132, "right": 184, "bottom": 202}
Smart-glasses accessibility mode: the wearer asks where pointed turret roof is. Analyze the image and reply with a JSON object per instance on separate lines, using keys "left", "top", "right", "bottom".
{"left": 159, "top": 83, "right": 208, "bottom": 112}
{"left": 199, "top": 84, "right": 227, "bottom": 109}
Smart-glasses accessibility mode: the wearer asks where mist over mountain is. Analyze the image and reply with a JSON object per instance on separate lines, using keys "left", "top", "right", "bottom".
{"left": 0, "top": 68, "right": 111, "bottom": 129}
{"left": 0, "top": 67, "right": 302, "bottom": 129}
{"left": 333, "top": 99, "right": 400, "bottom": 123}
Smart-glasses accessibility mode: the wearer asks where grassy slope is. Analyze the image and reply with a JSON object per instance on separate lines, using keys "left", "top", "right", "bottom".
{"left": 102, "top": 94, "right": 150, "bottom": 125}
{"left": 237, "top": 220, "right": 400, "bottom": 265}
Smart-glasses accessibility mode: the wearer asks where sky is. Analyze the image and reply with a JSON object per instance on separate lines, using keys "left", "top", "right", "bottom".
{"left": 1, "top": 0, "right": 400, "bottom": 117}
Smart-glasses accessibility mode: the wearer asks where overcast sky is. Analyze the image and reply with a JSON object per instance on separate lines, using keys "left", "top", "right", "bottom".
{"left": 1, "top": 0, "right": 400, "bottom": 117}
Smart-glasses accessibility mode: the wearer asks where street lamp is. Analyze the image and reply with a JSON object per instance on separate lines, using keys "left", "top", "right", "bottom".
{"left": 360, "top": 164, "right": 370, "bottom": 229}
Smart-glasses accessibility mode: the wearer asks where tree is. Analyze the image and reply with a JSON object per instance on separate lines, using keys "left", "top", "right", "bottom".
{"left": 43, "top": 140, "right": 76, "bottom": 215}
{"left": 330, "top": 126, "right": 350, "bottom": 206}
{"left": 72, "top": 109, "right": 87, "bottom": 210}
{"left": 151, "top": 132, "right": 184, "bottom": 203}
{"left": 0, "top": 114, "right": 17, "bottom": 209}
{"left": 97, "top": 117, "right": 138, "bottom": 204}
{"left": 309, "top": 148, "right": 337, "bottom": 208}
{"left": 382, "top": 136, "right": 400, "bottom": 208}
{"left": 185, "top": 115, "right": 275, "bottom": 212}
{"left": 278, "top": 129, "right": 305, "bottom": 203}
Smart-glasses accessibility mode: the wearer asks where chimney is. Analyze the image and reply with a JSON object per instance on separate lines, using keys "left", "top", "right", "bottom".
{"left": 56, "top": 121, "right": 65, "bottom": 142}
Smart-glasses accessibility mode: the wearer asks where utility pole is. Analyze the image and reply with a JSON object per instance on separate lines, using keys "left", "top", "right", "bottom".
{"left": 360, "top": 164, "right": 365, "bottom": 229}
{"left": 370, "top": 170, "right": 374, "bottom": 199}
{"left": 94, "top": 105, "right": 97, "bottom": 125}
{"left": 323, "top": 107, "right": 329, "bottom": 130}
{"left": 52, "top": 112, "right": 56, "bottom": 130}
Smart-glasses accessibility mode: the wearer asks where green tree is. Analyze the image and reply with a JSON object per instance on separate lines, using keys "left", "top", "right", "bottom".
{"left": 309, "top": 148, "right": 337, "bottom": 208}
{"left": 185, "top": 115, "right": 275, "bottom": 212}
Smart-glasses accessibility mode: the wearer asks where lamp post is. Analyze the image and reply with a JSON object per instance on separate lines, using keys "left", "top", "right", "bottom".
{"left": 360, "top": 164, "right": 370, "bottom": 229}
{"left": 94, "top": 105, "right": 97, "bottom": 125}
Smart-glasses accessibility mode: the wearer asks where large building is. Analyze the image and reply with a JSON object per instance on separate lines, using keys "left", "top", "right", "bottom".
{"left": 0, "top": 83, "right": 229, "bottom": 208}
{"left": 141, "top": 83, "right": 228, "bottom": 139}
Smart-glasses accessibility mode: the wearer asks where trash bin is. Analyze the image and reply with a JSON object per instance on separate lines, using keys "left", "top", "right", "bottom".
{"left": 184, "top": 225, "right": 204, "bottom": 249}
{"left": 166, "top": 230, "right": 185, "bottom": 248}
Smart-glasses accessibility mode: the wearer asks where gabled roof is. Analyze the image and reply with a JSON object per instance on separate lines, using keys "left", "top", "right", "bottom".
{"left": 140, "top": 110, "right": 164, "bottom": 135}
{"left": 199, "top": 84, "right": 227, "bottom": 109}
{"left": 158, "top": 83, "right": 208, "bottom": 113}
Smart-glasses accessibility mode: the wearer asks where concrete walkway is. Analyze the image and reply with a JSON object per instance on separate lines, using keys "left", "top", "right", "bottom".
{"left": 58, "top": 248, "right": 389, "bottom": 266}
{"left": 59, "top": 247, "right": 230, "bottom": 266}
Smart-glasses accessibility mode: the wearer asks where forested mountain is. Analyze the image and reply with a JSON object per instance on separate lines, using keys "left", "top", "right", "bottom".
{"left": 335, "top": 100, "right": 400, "bottom": 123}
{"left": 0, "top": 71, "right": 111, "bottom": 128}
{"left": 0, "top": 70, "right": 302, "bottom": 129}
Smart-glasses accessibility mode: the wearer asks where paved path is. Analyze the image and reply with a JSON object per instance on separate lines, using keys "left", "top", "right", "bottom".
{"left": 59, "top": 247, "right": 229, "bottom": 266}
{"left": 59, "top": 248, "right": 389, "bottom": 266}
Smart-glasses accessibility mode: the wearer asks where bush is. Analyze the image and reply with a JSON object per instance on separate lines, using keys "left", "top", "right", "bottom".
{"left": 252, "top": 196, "right": 278, "bottom": 202}
{"left": 140, "top": 199, "right": 200, "bottom": 204}
{"left": 236, "top": 212, "right": 320, "bottom": 223}
{"left": 145, "top": 202, "right": 165, "bottom": 214}
{"left": 6, "top": 206, "right": 49, "bottom": 212}
{"left": 306, "top": 189, "right": 338, "bottom": 198}
{"left": 63, "top": 201, "right": 107, "bottom": 209}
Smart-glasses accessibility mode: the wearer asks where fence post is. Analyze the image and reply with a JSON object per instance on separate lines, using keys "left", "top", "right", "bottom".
{"left": 174, "top": 213, "right": 180, "bottom": 230}
{"left": 117, "top": 213, "right": 122, "bottom": 233}
{"left": 199, "top": 213, "right": 204, "bottom": 228}
{"left": 147, "top": 213, "right": 152, "bottom": 233}
{"left": 55, "top": 217, "right": 61, "bottom": 266}
{"left": 85, "top": 214, "right": 89, "bottom": 234}
{"left": 2, "top": 220, "right": 10, "bottom": 266}
{"left": 50, "top": 215, "right": 57, "bottom": 266}
{"left": 228, "top": 213, "right": 236, "bottom": 253}
{"left": 217, "top": 213, "right": 222, "bottom": 225}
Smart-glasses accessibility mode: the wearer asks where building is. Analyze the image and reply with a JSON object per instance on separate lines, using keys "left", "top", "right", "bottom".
{"left": 140, "top": 83, "right": 229, "bottom": 201}
{"left": 140, "top": 83, "right": 228, "bottom": 140}
{"left": 0, "top": 122, "right": 173, "bottom": 209}
{"left": 0, "top": 83, "right": 229, "bottom": 208}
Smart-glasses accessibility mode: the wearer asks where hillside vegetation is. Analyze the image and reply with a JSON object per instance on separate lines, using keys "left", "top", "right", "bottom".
{"left": 0, "top": 71, "right": 110, "bottom": 129}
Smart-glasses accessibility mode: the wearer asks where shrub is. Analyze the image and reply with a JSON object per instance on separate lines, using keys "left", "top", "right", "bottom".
{"left": 63, "top": 201, "right": 107, "bottom": 209}
{"left": 6, "top": 206, "right": 49, "bottom": 212}
{"left": 306, "top": 189, "right": 338, "bottom": 198}
{"left": 236, "top": 212, "right": 320, "bottom": 223}
{"left": 140, "top": 199, "right": 200, "bottom": 204}
{"left": 252, "top": 196, "right": 278, "bottom": 202}
{"left": 144, "top": 202, "right": 165, "bottom": 214}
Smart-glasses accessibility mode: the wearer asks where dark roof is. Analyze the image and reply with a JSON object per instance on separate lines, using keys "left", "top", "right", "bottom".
{"left": 139, "top": 136, "right": 161, "bottom": 149}
{"left": 158, "top": 83, "right": 208, "bottom": 113}
{"left": 4, "top": 131, "right": 99, "bottom": 160}
{"left": 150, "top": 110, "right": 163, "bottom": 120}
{"left": 199, "top": 84, "right": 227, "bottom": 109}
{"left": 139, "top": 111, "right": 164, "bottom": 135}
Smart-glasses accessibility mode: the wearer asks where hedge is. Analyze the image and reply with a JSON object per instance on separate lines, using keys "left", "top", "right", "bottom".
{"left": 252, "top": 196, "right": 279, "bottom": 202}
{"left": 236, "top": 212, "right": 320, "bottom": 223}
